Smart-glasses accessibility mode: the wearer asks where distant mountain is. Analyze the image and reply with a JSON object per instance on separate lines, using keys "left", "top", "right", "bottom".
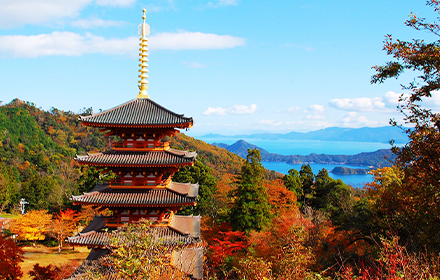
{"left": 203, "top": 126, "right": 408, "bottom": 144}
{"left": 215, "top": 140, "right": 395, "bottom": 168}
{"left": 212, "top": 140, "right": 270, "bottom": 159}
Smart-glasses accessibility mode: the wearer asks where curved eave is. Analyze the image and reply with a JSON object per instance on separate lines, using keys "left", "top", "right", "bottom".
{"left": 81, "top": 121, "right": 193, "bottom": 129}
{"left": 71, "top": 201, "right": 197, "bottom": 208}
{"left": 75, "top": 162, "right": 195, "bottom": 168}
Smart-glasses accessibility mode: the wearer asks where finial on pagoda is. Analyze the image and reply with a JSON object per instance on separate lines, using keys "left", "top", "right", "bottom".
{"left": 137, "top": 9, "right": 150, "bottom": 99}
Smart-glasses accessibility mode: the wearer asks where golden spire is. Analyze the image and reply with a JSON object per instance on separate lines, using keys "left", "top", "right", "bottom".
{"left": 137, "top": 9, "right": 150, "bottom": 99}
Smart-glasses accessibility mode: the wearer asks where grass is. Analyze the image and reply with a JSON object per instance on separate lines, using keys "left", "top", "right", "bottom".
{"left": 20, "top": 245, "right": 89, "bottom": 280}
{"left": 0, "top": 213, "right": 20, "bottom": 219}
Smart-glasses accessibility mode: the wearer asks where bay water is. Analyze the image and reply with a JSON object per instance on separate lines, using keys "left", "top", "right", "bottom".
{"left": 198, "top": 137, "right": 391, "bottom": 188}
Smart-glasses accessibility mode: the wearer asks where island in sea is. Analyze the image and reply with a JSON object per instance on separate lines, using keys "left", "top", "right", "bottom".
{"left": 213, "top": 139, "right": 395, "bottom": 174}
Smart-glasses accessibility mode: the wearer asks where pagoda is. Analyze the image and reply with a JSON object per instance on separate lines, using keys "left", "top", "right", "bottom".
{"left": 68, "top": 10, "right": 202, "bottom": 279}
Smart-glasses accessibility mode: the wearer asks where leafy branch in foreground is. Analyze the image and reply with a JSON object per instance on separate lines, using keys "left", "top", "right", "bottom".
{"left": 82, "top": 220, "right": 203, "bottom": 280}
{"left": 371, "top": 0, "right": 440, "bottom": 253}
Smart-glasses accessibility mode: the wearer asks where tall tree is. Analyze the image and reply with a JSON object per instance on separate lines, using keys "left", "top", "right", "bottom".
{"left": 371, "top": 0, "right": 440, "bottom": 252}
{"left": 299, "top": 164, "right": 314, "bottom": 205}
{"left": 283, "top": 168, "right": 303, "bottom": 201}
{"left": 49, "top": 209, "right": 80, "bottom": 252}
{"left": 230, "top": 149, "right": 271, "bottom": 233}
{"left": 172, "top": 160, "right": 217, "bottom": 217}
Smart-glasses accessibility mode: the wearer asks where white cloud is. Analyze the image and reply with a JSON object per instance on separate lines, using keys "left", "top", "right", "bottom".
{"left": 0, "top": 29, "right": 245, "bottom": 57}
{"left": 339, "top": 112, "right": 384, "bottom": 127}
{"left": 183, "top": 61, "right": 207, "bottom": 68}
{"left": 419, "top": 90, "right": 440, "bottom": 111}
{"left": 383, "top": 91, "right": 405, "bottom": 108}
{"left": 303, "top": 104, "right": 325, "bottom": 119}
{"left": 0, "top": 0, "right": 137, "bottom": 29}
{"left": 0, "top": 0, "right": 92, "bottom": 28}
{"left": 95, "top": 0, "right": 136, "bottom": 7}
{"left": 258, "top": 119, "right": 283, "bottom": 126}
{"left": 382, "top": 90, "right": 440, "bottom": 112}
{"left": 0, "top": 32, "right": 138, "bottom": 57}
{"left": 287, "top": 106, "right": 301, "bottom": 113}
{"left": 71, "top": 18, "right": 126, "bottom": 28}
{"left": 202, "top": 107, "right": 227, "bottom": 116}
{"left": 150, "top": 31, "right": 245, "bottom": 50}
{"left": 231, "top": 104, "right": 257, "bottom": 114}
{"left": 285, "top": 120, "right": 333, "bottom": 130}
{"left": 202, "top": 103, "right": 257, "bottom": 116}
{"left": 308, "top": 104, "right": 324, "bottom": 112}
{"left": 329, "top": 97, "right": 389, "bottom": 112}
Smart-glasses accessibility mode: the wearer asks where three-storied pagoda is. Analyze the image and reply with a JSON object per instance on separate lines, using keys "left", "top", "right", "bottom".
{"left": 68, "top": 10, "right": 202, "bottom": 279}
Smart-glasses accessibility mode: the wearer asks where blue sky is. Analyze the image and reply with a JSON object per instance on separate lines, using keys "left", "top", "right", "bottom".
{"left": 0, "top": 0, "right": 439, "bottom": 136}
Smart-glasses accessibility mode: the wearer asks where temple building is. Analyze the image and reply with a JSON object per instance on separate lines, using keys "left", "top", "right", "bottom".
{"left": 67, "top": 10, "right": 203, "bottom": 279}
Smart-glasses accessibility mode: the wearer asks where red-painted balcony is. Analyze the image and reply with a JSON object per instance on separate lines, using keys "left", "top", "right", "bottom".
{"left": 109, "top": 177, "right": 164, "bottom": 188}
{"left": 112, "top": 140, "right": 170, "bottom": 151}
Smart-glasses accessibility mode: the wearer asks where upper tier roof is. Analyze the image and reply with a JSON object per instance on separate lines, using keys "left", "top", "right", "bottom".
{"left": 67, "top": 215, "right": 201, "bottom": 246}
{"left": 79, "top": 98, "right": 193, "bottom": 128}
{"left": 75, "top": 149, "right": 196, "bottom": 167}
{"left": 71, "top": 183, "right": 198, "bottom": 207}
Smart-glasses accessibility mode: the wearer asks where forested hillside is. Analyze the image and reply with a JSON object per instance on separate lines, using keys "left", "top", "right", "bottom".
{"left": 0, "top": 99, "right": 104, "bottom": 212}
{"left": 0, "top": 99, "right": 244, "bottom": 213}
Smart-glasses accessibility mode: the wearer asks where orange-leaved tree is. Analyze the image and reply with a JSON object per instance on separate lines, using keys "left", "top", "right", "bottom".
{"left": 49, "top": 209, "right": 80, "bottom": 252}
{"left": 371, "top": 0, "right": 440, "bottom": 253}
{"left": 10, "top": 209, "right": 51, "bottom": 244}
{"left": 249, "top": 212, "right": 315, "bottom": 280}
{"left": 265, "top": 179, "right": 298, "bottom": 215}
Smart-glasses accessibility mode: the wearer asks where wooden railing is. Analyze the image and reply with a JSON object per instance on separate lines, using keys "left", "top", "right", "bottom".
{"left": 109, "top": 178, "right": 162, "bottom": 187}
{"left": 105, "top": 215, "right": 170, "bottom": 228}
{"left": 112, "top": 141, "right": 169, "bottom": 150}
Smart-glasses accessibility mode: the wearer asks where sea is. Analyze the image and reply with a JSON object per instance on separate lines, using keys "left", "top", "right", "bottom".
{"left": 198, "top": 137, "right": 395, "bottom": 188}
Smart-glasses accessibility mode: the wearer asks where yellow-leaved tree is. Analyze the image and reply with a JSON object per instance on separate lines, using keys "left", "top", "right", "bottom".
{"left": 10, "top": 209, "right": 51, "bottom": 244}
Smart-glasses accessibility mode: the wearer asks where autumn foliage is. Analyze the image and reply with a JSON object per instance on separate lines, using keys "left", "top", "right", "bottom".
{"left": 49, "top": 209, "right": 80, "bottom": 251}
{"left": 209, "top": 230, "right": 247, "bottom": 267}
{"left": 10, "top": 210, "right": 51, "bottom": 242}
{"left": 0, "top": 235, "right": 24, "bottom": 280}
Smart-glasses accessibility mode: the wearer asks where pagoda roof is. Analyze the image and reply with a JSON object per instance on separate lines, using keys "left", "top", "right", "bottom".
{"left": 81, "top": 215, "right": 108, "bottom": 233}
{"left": 71, "top": 183, "right": 198, "bottom": 207}
{"left": 67, "top": 226, "right": 198, "bottom": 247}
{"left": 67, "top": 214, "right": 200, "bottom": 246}
{"left": 172, "top": 247, "right": 204, "bottom": 280}
{"left": 171, "top": 215, "right": 201, "bottom": 239}
{"left": 66, "top": 249, "right": 114, "bottom": 280}
{"left": 75, "top": 149, "right": 196, "bottom": 167}
{"left": 80, "top": 98, "right": 193, "bottom": 129}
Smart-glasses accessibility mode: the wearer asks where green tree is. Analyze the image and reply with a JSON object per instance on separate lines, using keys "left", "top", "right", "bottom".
{"left": 371, "top": 0, "right": 440, "bottom": 253}
{"left": 173, "top": 160, "right": 217, "bottom": 217}
{"left": 299, "top": 164, "right": 314, "bottom": 204}
{"left": 283, "top": 168, "right": 303, "bottom": 200}
{"left": 310, "top": 169, "right": 353, "bottom": 223}
{"left": 230, "top": 149, "right": 271, "bottom": 234}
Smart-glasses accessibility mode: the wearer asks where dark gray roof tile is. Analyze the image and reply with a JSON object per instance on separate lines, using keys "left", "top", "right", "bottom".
{"left": 72, "top": 185, "right": 197, "bottom": 207}
{"left": 75, "top": 150, "right": 196, "bottom": 167}
{"left": 80, "top": 98, "right": 193, "bottom": 128}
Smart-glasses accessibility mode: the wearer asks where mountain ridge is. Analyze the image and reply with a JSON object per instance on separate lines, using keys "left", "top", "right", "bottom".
{"left": 214, "top": 139, "right": 395, "bottom": 168}
{"left": 203, "top": 126, "right": 408, "bottom": 144}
